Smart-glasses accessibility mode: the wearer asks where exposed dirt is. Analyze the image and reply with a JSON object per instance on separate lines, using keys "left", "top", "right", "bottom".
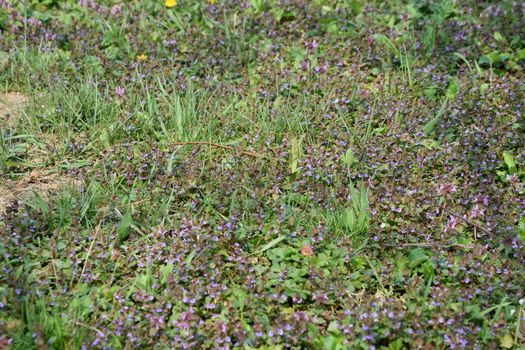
{"left": 0, "top": 169, "right": 80, "bottom": 214}
{"left": 1, "top": 93, "right": 79, "bottom": 213}
{"left": 0, "top": 92, "right": 28, "bottom": 126}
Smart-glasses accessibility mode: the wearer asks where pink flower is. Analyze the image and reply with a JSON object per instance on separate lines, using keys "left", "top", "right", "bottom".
{"left": 469, "top": 204, "right": 484, "bottom": 219}
{"left": 27, "top": 17, "right": 41, "bottom": 27}
{"left": 438, "top": 182, "right": 457, "bottom": 195}
{"left": 315, "top": 64, "right": 328, "bottom": 74}
{"left": 299, "top": 60, "right": 311, "bottom": 71}
{"left": 445, "top": 215, "right": 459, "bottom": 232}
{"left": 115, "top": 86, "right": 126, "bottom": 97}
{"left": 110, "top": 4, "right": 122, "bottom": 16}
{"left": 305, "top": 40, "right": 318, "bottom": 50}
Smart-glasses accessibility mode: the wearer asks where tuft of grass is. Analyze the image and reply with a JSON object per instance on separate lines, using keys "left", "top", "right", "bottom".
{"left": 342, "top": 181, "right": 370, "bottom": 237}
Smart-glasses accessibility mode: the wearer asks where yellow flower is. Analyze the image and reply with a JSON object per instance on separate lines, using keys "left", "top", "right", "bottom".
{"left": 165, "top": 0, "right": 177, "bottom": 8}
{"left": 208, "top": 0, "right": 216, "bottom": 4}
{"left": 137, "top": 53, "right": 148, "bottom": 62}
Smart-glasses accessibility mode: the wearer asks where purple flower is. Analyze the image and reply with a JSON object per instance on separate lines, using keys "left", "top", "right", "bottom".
{"left": 115, "top": 86, "right": 126, "bottom": 98}
{"left": 305, "top": 40, "right": 318, "bottom": 50}
{"left": 437, "top": 182, "right": 457, "bottom": 195}
{"left": 469, "top": 204, "right": 484, "bottom": 219}
{"left": 445, "top": 216, "right": 459, "bottom": 232}
{"left": 299, "top": 60, "right": 311, "bottom": 72}
{"left": 314, "top": 64, "right": 328, "bottom": 74}
{"left": 27, "top": 17, "right": 41, "bottom": 27}
{"left": 110, "top": 4, "right": 122, "bottom": 16}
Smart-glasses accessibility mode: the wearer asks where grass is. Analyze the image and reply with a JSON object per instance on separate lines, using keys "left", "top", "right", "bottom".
{"left": 0, "top": 0, "right": 524, "bottom": 349}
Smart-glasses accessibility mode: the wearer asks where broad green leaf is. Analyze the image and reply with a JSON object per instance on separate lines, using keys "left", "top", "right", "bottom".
{"left": 118, "top": 211, "right": 132, "bottom": 242}
{"left": 499, "top": 333, "right": 514, "bottom": 349}
{"left": 446, "top": 79, "right": 458, "bottom": 100}
{"left": 388, "top": 338, "right": 404, "bottom": 350}
{"left": 252, "top": 235, "right": 286, "bottom": 255}
{"left": 290, "top": 136, "right": 304, "bottom": 174}
{"left": 160, "top": 263, "right": 174, "bottom": 284}
{"left": 480, "top": 51, "right": 502, "bottom": 65}
{"left": 493, "top": 32, "right": 504, "bottom": 43}
{"left": 503, "top": 151, "right": 517, "bottom": 174}
{"left": 408, "top": 248, "right": 430, "bottom": 268}
{"left": 517, "top": 48, "right": 525, "bottom": 60}
{"left": 350, "top": 0, "right": 363, "bottom": 15}
{"left": 424, "top": 98, "right": 448, "bottom": 136}
{"left": 185, "top": 249, "right": 197, "bottom": 267}
{"left": 341, "top": 148, "right": 357, "bottom": 167}
{"left": 424, "top": 116, "right": 440, "bottom": 136}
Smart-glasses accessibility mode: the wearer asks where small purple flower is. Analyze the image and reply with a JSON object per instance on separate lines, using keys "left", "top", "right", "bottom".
{"left": 305, "top": 40, "right": 318, "bottom": 50}
{"left": 314, "top": 64, "right": 328, "bottom": 74}
{"left": 299, "top": 60, "right": 311, "bottom": 72}
{"left": 438, "top": 182, "right": 457, "bottom": 195}
{"left": 445, "top": 216, "right": 459, "bottom": 232}
{"left": 469, "top": 204, "right": 484, "bottom": 219}
{"left": 27, "top": 17, "right": 41, "bottom": 27}
{"left": 115, "top": 86, "right": 126, "bottom": 98}
{"left": 110, "top": 4, "right": 122, "bottom": 16}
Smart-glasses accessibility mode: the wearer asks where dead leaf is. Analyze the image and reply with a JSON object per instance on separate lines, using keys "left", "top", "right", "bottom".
{"left": 301, "top": 245, "right": 314, "bottom": 257}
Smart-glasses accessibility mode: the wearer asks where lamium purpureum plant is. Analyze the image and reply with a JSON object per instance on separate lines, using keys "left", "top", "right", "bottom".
{"left": 1, "top": 0, "right": 524, "bottom": 349}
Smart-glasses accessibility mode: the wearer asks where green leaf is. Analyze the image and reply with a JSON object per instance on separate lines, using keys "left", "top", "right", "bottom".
{"left": 290, "top": 159, "right": 299, "bottom": 174}
{"left": 341, "top": 148, "right": 357, "bottom": 167}
{"left": 503, "top": 151, "right": 517, "bottom": 174}
{"left": 516, "top": 48, "right": 525, "bottom": 61}
{"left": 185, "top": 249, "right": 197, "bottom": 267}
{"left": 250, "top": 0, "right": 265, "bottom": 13}
{"left": 446, "top": 79, "right": 459, "bottom": 100}
{"left": 499, "top": 333, "right": 514, "bottom": 349}
{"left": 327, "top": 320, "right": 339, "bottom": 334}
{"left": 160, "top": 263, "right": 174, "bottom": 284}
{"left": 289, "top": 136, "right": 304, "bottom": 174}
{"left": 288, "top": 47, "right": 307, "bottom": 68}
{"left": 387, "top": 338, "right": 404, "bottom": 350}
{"left": 359, "top": 182, "right": 368, "bottom": 211}
{"left": 320, "top": 335, "right": 344, "bottom": 350}
{"left": 493, "top": 32, "right": 504, "bottom": 43}
{"left": 341, "top": 182, "right": 369, "bottom": 236}
{"left": 408, "top": 248, "right": 430, "bottom": 268}
{"left": 480, "top": 83, "right": 489, "bottom": 94}
{"left": 60, "top": 160, "right": 90, "bottom": 169}
{"left": 117, "top": 211, "right": 132, "bottom": 242}
{"left": 33, "top": 193, "right": 49, "bottom": 217}
{"left": 421, "top": 260, "right": 435, "bottom": 279}
{"left": 0, "top": 51, "right": 9, "bottom": 70}
{"left": 424, "top": 98, "right": 448, "bottom": 136}
{"left": 224, "top": 137, "right": 243, "bottom": 146}
{"left": 252, "top": 235, "right": 286, "bottom": 256}
{"left": 350, "top": 0, "right": 363, "bottom": 15}
{"left": 480, "top": 51, "right": 502, "bottom": 65}
{"left": 424, "top": 116, "right": 440, "bottom": 136}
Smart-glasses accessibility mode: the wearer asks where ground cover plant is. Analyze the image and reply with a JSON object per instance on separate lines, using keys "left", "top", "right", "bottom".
{"left": 0, "top": 0, "right": 524, "bottom": 349}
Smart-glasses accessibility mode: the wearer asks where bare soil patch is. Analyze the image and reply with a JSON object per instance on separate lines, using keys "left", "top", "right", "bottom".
{"left": 1, "top": 92, "right": 79, "bottom": 213}
{"left": 0, "top": 170, "right": 79, "bottom": 214}
{"left": 0, "top": 92, "right": 28, "bottom": 126}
